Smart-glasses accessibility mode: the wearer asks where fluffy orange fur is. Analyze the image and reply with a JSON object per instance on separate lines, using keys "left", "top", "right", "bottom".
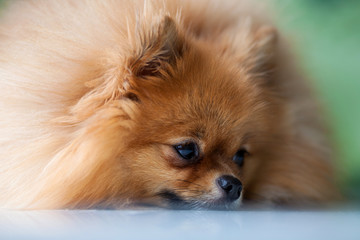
{"left": 0, "top": 0, "right": 339, "bottom": 209}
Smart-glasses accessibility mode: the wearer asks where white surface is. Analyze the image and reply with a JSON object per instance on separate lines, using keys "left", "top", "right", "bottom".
{"left": 0, "top": 209, "right": 360, "bottom": 240}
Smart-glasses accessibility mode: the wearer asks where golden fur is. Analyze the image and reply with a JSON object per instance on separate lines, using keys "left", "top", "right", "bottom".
{"left": 0, "top": 0, "right": 339, "bottom": 209}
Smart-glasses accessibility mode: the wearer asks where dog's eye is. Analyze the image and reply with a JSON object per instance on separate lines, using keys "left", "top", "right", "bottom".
{"left": 233, "top": 149, "right": 248, "bottom": 167}
{"left": 174, "top": 142, "right": 199, "bottom": 161}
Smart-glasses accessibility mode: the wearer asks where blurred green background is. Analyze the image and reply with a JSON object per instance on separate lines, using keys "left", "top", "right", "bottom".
{"left": 272, "top": 0, "right": 360, "bottom": 200}
{"left": 0, "top": 0, "right": 359, "bottom": 200}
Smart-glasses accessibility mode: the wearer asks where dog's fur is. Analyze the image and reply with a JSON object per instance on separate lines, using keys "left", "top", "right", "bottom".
{"left": 0, "top": 0, "right": 339, "bottom": 209}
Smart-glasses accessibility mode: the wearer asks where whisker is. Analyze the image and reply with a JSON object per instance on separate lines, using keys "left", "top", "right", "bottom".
{"left": 174, "top": 179, "right": 204, "bottom": 188}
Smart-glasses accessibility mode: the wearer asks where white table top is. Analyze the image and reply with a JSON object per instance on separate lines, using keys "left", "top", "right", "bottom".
{"left": 1, "top": 209, "right": 359, "bottom": 240}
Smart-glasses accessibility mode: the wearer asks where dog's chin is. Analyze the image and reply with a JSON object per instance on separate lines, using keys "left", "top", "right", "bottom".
{"left": 145, "top": 190, "right": 242, "bottom": 210}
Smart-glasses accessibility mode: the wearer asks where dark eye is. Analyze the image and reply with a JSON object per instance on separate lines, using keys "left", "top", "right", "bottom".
{"left": 174, "top": 142, "right": 199, "bottom": 161}
{"left": 233, "top": 149, "right": 248, "bottom": 167}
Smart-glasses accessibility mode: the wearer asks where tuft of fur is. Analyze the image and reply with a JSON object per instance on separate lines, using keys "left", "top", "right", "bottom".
{"left": 0, "top": 0, "right": 339, "bottom": 209}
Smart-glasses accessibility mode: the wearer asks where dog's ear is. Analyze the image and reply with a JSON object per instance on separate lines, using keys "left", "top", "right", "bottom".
{"left": 250, "top": 26, "right": 277, "bottom": 73}
{"left": 129, "top": 15, "right": 184, "bottom": 79}
{"left": 71, "top": 16, "right": 184, "bottom": 117}
{"left": 223, "top": 25, "right": 277, "bottom": 75}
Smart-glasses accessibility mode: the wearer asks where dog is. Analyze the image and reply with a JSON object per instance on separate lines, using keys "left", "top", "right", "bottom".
{"left": 0, "top": 0, "right": 339, "bottom": 209}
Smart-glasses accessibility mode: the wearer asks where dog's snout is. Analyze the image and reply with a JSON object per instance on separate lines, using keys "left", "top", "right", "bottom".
{"left": 217, "top": 175, "right": 242, "bottom": 201}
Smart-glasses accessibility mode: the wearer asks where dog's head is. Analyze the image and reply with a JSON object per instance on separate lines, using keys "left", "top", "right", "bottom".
{"left": 65, "top": 15, "right": 282, "bottom": 209}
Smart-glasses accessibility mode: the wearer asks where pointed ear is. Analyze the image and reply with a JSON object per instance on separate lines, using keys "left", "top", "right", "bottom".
{"left": 129, "top": 16, "right": 184, "bottom": 78}
{"left": 250, "top": 26, "right": 277, "bottom": 73}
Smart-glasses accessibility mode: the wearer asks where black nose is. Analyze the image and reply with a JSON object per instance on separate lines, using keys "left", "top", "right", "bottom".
{"left": 217, "top": 175, "right": 242, "bottom": 201}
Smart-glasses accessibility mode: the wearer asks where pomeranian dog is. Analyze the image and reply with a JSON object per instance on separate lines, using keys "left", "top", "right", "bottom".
{"left": 0, "top": 0, "right": 339, "bottom": 209}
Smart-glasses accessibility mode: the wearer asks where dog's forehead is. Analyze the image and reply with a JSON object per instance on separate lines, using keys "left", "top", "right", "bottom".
{"left": 142, "top": 92, "right": 257, "bottom": 147}
{"left": 135, "top": 46, "right": 268, "bottom": 146}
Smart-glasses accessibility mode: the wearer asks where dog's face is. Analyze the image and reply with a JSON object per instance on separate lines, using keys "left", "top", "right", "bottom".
{"left": 67, "top": 16, "right": 282, "bottom": 209}
{"left": 99, "top": 16, "right": 284, "bottom": 209}
{"left": 121, "top": 54, "right": 278, "bottom": 209}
